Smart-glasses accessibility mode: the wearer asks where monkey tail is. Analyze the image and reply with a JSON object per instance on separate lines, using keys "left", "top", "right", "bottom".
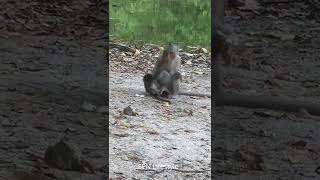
{"left": 178, "top": 91, "right": 211, "bottom": 98}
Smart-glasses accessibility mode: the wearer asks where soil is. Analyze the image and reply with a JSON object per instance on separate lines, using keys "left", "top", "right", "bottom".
{"left": 0, "top": 0, "right": 107, "bottom": 179}
{"left": 108, "top": 45, "right": 212, "bottom": 179}
{"left": 213, "top": 1, "right": 320, "bottom": 179}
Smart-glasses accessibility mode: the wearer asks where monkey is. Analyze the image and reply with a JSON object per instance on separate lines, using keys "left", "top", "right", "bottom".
{"left": 213, "top": 0, "right": 320, "bottom": 116}
{"left": 143, "top": 43, "right": 211, "bottom": 101}
{"left": 153, "top": 43, "right": 182, "bottom": 99}
{"left": 143, "top": 43, "right": 182, "bottom": 100}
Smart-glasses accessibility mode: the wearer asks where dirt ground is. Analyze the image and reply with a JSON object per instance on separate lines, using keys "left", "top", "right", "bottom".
{"left": 213, "top": 1, "right": 320, "bottom": 179}
{"left": 0, "top": 0, "right": 107, "bottom": 179}
{"left": 108, "top": 46, "right": 211, "bottom": 179}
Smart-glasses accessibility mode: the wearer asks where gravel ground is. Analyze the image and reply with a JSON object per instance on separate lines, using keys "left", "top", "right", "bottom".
{"left": 108, "top": 45, "right": 212, "bottom": 179}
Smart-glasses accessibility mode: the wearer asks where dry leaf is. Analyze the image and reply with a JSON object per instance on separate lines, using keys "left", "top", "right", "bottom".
{"left": 133, "top": 49, "right": 140, "bottom": 57}
{"left": 201, "top": 48, "right": 208, "bottom": 53}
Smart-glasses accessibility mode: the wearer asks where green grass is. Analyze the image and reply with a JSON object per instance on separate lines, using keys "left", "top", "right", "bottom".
{"left": 110, "top": 0, "right": 211, "bottom": 49}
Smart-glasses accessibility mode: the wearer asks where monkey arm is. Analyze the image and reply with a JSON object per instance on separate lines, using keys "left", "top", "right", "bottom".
{"left": 152, "top": 55, "right": 163, "bottom": 75}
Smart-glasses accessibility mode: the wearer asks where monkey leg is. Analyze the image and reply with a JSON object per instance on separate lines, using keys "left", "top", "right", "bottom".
{"left": 156, "top": 71, "right": 171, "bottom": 86}
{"left": 160, "top": 87, "right": 172, "bottom": 99}
{"left": 143, "top": 73, "right": 153, "bottom": 94}
{"left": 155, "top": 71, "right": 175, "bottom": 99}
{"left": 162, "top": 72, "right": 182, "bottom": 99}
{"left": 143, "top": 74, "right": 160, "bottom": 96}
{"left": 171, "top": 72, "right": 181, "bottom": 95}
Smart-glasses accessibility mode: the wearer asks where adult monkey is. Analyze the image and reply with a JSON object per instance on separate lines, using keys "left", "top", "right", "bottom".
{"left": 143, "top": 43, "right": 182, "bottom": 100}
{"left": 143, "top": 43, "right": 211, "bottom": 101}
{"left": 213, "top": 0, "right": 320, "bottom": 116}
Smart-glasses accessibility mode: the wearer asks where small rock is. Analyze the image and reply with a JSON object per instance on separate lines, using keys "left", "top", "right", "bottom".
{"left": 135, "top": 94, "right": 145, "bottom": 98}
{"left": 44, "top": 139, "right": 94, "bottom": 173}
{"left": 184, "top": 129, "right": 196, "bottom": 133}
{"left": 81, "top": 101, "right": 96, "bottom": 112}
{"left": 123, "top": 106, "right": 137, "bottom": 116}
{"left": 146, "top": 129, "right": 159, "bottom": 135}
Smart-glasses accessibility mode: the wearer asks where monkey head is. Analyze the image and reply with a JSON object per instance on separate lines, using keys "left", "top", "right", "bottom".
{"left": 166, "top": 43, "right": 178, "bottom": 60}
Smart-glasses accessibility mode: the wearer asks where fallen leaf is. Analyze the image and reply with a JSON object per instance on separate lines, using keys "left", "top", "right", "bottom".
{"left": 201, "top": 48, "right": 208, "bottom": 53}
{"left": 194, "top": 71, "right": 203, "bottom": 75}
{"left": 133, "top": 49, "right": 140, "bottom": 57}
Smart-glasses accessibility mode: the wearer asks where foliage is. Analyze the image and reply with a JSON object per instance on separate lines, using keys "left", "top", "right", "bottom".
{"left": 110, "top": 0, "right": 211, "bottom": 49}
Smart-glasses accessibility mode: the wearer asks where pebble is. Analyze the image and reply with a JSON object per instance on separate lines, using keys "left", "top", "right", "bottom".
{"left": 123, "top": 106, "right": 137, "bottom": 116}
